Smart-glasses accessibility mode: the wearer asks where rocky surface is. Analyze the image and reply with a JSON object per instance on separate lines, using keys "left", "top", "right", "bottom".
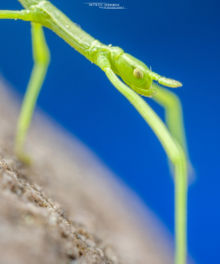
{"left": 0, "top": 80, "right": 173, "bottom": 264}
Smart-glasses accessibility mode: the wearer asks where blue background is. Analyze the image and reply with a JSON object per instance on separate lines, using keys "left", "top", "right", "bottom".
{"left": 0, "top": 1, "right": 219, "bottom": 263}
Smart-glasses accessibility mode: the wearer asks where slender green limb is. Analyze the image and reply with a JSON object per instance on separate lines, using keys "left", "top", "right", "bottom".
{"left": 0, "top": 9, "right": 35, "bottom": 21}
{"left": 134, "top": 81, "right": 192, "bottom": 178}
{"left": 97, "top": 55, "right": 187, "bottom": 264}
{"left": 152, "top": 84, "right": 187, "bottom": 151}
{"left": 152, "top": 83, "right": 193, "bottom": 175}
{"left": 174, "top": 151, "right": 187, "bottom": 264}
{"left": 15, "top": 22, "right": 50, "bottom": 164}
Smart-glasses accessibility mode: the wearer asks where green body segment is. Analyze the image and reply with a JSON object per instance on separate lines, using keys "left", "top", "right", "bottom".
{"left": 20, "top": 0, "right": 104, "bottom": 62}
{"left": 18, "top": 0, "right": 158, "bottom": 93}
{"left": 18, "top": 0, "right": 181, "bottom": 92}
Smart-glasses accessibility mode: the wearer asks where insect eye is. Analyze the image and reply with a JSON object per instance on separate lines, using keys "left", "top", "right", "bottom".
{"left": 133, "top": 68, "right": 144, "bottom": 79}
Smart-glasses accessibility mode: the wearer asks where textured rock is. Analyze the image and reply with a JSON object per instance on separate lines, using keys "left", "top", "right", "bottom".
{"left": 0, "top": 79, "right": 173, "bottom": 264}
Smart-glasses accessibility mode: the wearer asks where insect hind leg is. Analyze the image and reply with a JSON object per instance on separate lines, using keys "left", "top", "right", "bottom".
{"left": 15, "top": 22, "right": 50, "bottom": 164}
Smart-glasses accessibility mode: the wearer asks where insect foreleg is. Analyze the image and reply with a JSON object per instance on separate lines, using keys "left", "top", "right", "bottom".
{"left": 106, "top": 68, "right": 187, "bottom": 264}
{"left": 15, "top": 22, "right": 50, "bottom": 164}
{"left": 152, "top": 83, "right": 193, "bottom": 177}
{"left": 0, "top": 9, "right": 35, "bottom": 21}
{"left": 97, "top": 55, "right": 187, "bottom": 264}
{"left": 153, "top": 85, "right": 186, "bottom": 147}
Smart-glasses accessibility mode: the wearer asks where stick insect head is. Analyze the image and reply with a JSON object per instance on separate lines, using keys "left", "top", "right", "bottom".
{"left": 111, "top": 51, "right": 154, "bottom": 95}
{"left": 111, "top": 48, "right": 182, "bottom": 96}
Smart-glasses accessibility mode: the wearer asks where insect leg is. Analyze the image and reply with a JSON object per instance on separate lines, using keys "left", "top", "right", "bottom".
{"left": 97, "top": 54, "right": 187, "bottom": 264}
{"left": 15, "top": 22, "right": 50, "bottom": 164}
{"left": 152, "top": 83, "right": 193, "bottom": 178}
{"left": 0, "top": 9, "right": 35, "bottom": 21}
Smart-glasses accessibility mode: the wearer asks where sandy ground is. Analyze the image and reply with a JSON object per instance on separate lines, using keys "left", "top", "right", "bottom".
{"left": 0, "top": 79, "right": 174, "bottom": 264}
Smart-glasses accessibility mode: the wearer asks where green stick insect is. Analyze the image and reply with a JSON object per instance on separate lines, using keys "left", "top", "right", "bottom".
{"left": 0, "top": 1, "right": 190, "bottom": 264}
